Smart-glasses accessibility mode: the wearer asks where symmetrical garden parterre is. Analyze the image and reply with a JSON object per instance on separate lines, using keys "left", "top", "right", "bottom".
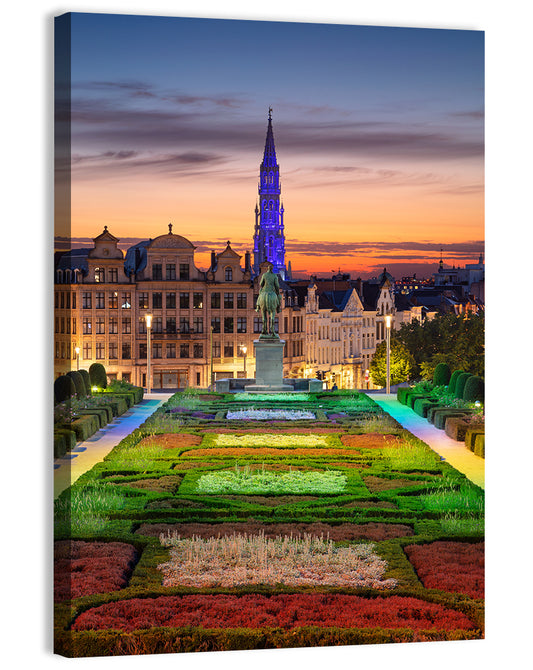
{"left": 54, "top": 390, "right": 484, "bottom": 657}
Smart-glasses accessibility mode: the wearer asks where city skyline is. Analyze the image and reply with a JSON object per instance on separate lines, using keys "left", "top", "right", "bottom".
{"left": 57, "top": 13, "right": 484, "bottom": 279}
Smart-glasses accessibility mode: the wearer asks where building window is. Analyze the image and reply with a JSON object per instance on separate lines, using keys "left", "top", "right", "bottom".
{"left": 72, "top": 318, "right": 76, "bottom": 334}
{"left": 224, "top": 292, "right": 234, "bottom": 309}
{"left": 55, "top": 292, "right": 59, "bottom": 309}
{"left": 225, "top": 266, "right": 233, "bottom": 281}
{"left": 153, "top": 292, "right": 162, "bottom": 309}
{"left": 237, "top": 293, "right": 247, "bottom": 309}
{"left": 179, "top": 263, "right": 189, "bottom": 280}
{"left": 109, "top": 268, "right": 118, "bottom": 283}
{"left": 66, "top": 292, "right": 70, "bottom": 309}
{"left": 108, "top": 291, "right": 118, "bottom": 309}
{"left": 213, "top": 341, "right": 221, "bottom": 358}
{"left": 83, "top": 317, "right": 92, "bottom": 334}
{"left": 153, "top": 343, "right": 162, "bottom": 359}
{"left": 72, "top": 292, "right": 76, "bottom": 309}
{"left": 153, "top": 316, "right": 163, "bottom": 333}
{"left": 94, "top": 292, "right": 105, "bottom": 309}
{"left": 224, "top": 342, "right": 234, "bottom": 358}
{"left": 166, "top": 343, "right": 176, "bottom": 359}
{"left": 109, "top": 341, "right": 118, "bottom": 359}
{"left": 166, "top": 317, "right": 176, "bottom": 334}
{"left": 96, "top": 317, "right": 105, "bottom": 334}
{"left": 121, "top": 292, "right": 131, "bottom": 309}
{"left": 82, "top": 292, "right": 92, "bottom": 309}
{"left": 253, "top": 294, "right": 259, "bottom": 309}
{"left": 122, "top": 318, "right": 131, "bottom": 334}
{"left": 166, "top": 263, "right": 176, "bottom": 280}
{"left": 193, "top": 292, "right": 203, "bottom": 309}
{"left": 152, "top": 263, "right": 163, "bottom": 280}
{"left": 83, "top": 342, "right": 91, "bottom": 359}
{"left": 138, "top": 292, "right": 149, "bottom": 309}
{"left": 180, "top": 317, "right": 190, "bottom": 333}
{"left": 95, "top": 343, "right": 105, "bottom": 359}
{"left": 211, "top": 317, "right": 220, "bottom": 333}
{"left": 139, "top": 319, "right": 146, "bottom": 334}
{"left": 211, "top": 292, "right": 220, "bottom": 309}
{"left": 254, "top": 316, "right": 262, "bottom": 333}
{"left": 193, "top": 343, "right": 203, "bottom": 358}
{"left": 193, "top": 316, "right": 203, "bottom": 333}
{"left": 121, "top": 343, "right": 131, "bottom": 359}
{"left": 95, "top": 268, "right": 105, "bottom": 283}
{"left": 180, "top": 292, "right": 189, "bottom": 309}
{"left": 166, "top": 292, "right": 176, "bottom": 309}
{"left": 139, "top": 343, "right": 147, "bottom": 359}
{"left": 180, "top": 343, "right": 189, "bottom": 359}
{"left": 224, "top": 317, "right": 234, "bottom": 333}
{"left": 237, "top": 317, "right": 247, "bottom": 333}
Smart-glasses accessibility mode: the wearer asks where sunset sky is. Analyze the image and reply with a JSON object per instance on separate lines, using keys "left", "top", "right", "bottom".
{"left": 57, "top": 12, "right": 484, "bottom": 279}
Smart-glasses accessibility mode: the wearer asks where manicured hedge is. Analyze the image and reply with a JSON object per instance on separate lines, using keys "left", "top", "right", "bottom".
{"left": 397, "top": 387, "right": 412, "bottom": 405}
{"left": 67, "top": 371, "right": 87, "bottom": 398}
{"left": 54, "top": 376, "right": 76, "bottom": 404}
{"left": 444, "top": 417, "right": 483, "bottom": 442}
{"left": 413, "top": 398, "right": 441, "bottom": 418}
{"left": 463, "top": 376, "right": 484, "bottom": 403}
{"left": 89, "top": 363, "right": 108, "bottom": 389}
{"left": 66, "top": 415, "right": 99, "bottom": 441}
{"left": 465, "top": 427, "right": 485, "bottom": 451}
{"left": 474, "top": 434, "right": 485, "bottom": 458}
{"left": 448, "top": 370, "right": 464, "bottom": 395}
{"left": 79, "top": 369, "right": 91, "bottom": 395}
{"left": 77, "top": 409, "right": 108, "bottom": 429}
{"left": 433, "top": 362, "right": 451, "bottom": 387}
{"left": 455, "top": 373, "right": 472, "bottom": 400}
{"left": 432, "top": 408, "right": 474, "bottom": 430}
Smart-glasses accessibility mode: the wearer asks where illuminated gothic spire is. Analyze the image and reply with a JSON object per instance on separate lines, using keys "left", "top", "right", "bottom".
{"left": 253, "top": 108, "right": 288, "bottom": 279}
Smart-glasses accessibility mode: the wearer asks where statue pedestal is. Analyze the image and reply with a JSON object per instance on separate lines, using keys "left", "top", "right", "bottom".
{"left": 245, "top": 337, "right": 293, "bottom": 393}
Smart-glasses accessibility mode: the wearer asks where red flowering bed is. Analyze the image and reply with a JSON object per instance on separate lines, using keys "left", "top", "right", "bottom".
{"left": 54, "top": 541, "right": 138, "bottom": 602}
{"left": 72, "top": 593, "right": 476, "bottom": 632}
{"left": 404, "top": 541, "right": 484, "bottom": 599}
{"left": 138, "top": 434, "right": 202, "bottom": 449}
{"left": 340, "top": 434, "right": 401, "bottom": 448}
{"left": 137, "top": 521, "right": 413, "bottom": 541}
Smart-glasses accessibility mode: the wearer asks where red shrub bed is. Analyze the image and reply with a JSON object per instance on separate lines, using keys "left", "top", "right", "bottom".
{"left": 340, "top": 434, "right": 400, "bottom": 448}
{"left": 54, "top": 541, "right": 138, "bottom": 602}
{"left": 137, "top": 521, "right": 413, "bottom": 541}
{"left": 404, "top": 541, "right": 484, "bottom": 599}
{"left": 138, "top": 434, "right": 202, "bottom": 449}
{"left": 72, "top": 593, "right": 476, "bottom": 632}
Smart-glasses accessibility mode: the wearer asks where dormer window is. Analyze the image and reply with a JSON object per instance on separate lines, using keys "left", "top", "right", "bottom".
{"left": 94, "top": 268, "right": 105, "bottom": 283}
{"left": 225, "top": 266, "right": 233, "bottom": 282}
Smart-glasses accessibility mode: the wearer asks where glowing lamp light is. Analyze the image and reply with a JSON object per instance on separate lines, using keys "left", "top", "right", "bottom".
{"left": 385, "top": 315, "right": 392, "bottom": 329}
{"left": 145, "top": 314, "right": 153, "bottom": 328}
{"left": 91, "top": 386, "right": 98, "bottom": 392}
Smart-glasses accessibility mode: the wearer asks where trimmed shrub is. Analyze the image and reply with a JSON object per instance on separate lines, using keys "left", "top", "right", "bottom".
{"left": 54, "top": 432, "right": 67, "bottom": 459}
{"left": 432, "top": 408, "right": 474, "bottom": 430}
{"left": 433, "top": 362, "right": 451, "bottom": 387}
{"left": 413, "top": 398, "right": 441, "bottom": 418}
{"left": 55, "top": 428, "right": 77, "bottom": 451}
{"left": 54, "top": 375, "right": 76, "bottom": 404}
{"left": 89, "top": 363, "right": 107, "bottom": 389}
{"left": 474, "top": 434, "right": 485, "bottom": 458}
{"left": 465, "top": 427, "right": 485, "bottom": 451}
{"left": 448, "top": 369, "right": 464, "bottom": 395}
{"left": 77, "top": 409, "right": 108, "bottom": 429}
{"left": 463, "top": 376, "right": 484, "bottom": 403}
{"left": 66, "top": 371, "right": 86, "bottom": 398}
{"left": 397, "top": 387, "right": 412, "bottom": 405}
{"left": 444, "top": 416, "right": 482, "bottom": 442}
{"left": 68, "top": 415, "right": 99, "bottom": 441}
{"left": 455, "top": 372, "right": 472, "bottom": 399}
{"left": 407, "top": 393, "right": 431, "bottom": 409}
{"left": 79, "top": 369, "right": 91, "bottom": 395}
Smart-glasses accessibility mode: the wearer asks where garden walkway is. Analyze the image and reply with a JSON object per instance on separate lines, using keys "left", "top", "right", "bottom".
{"left": 368, "top": 393, "right": 484, "bottom": 489}
{"left": 54, "top": 393, "right": 173, "bottom": 499}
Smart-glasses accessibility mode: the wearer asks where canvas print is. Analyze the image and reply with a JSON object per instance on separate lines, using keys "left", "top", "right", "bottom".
{"left": 53, "top": 12, "right": 484, "bottom": 657}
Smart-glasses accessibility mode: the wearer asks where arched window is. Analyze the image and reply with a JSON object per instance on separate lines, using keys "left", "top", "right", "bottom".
{"left": 56, "top": 270, "right": 63, "bottom": 284}
{"left": 65, "top": 269, "right": 72, "bottom": 284}
{"left": 224, "top": 266, "right": 233, "bottom": 282}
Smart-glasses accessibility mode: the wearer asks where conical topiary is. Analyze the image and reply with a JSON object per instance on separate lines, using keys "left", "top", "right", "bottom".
{"left": 66, "top": 370, "right": 86, "bottom": 397}
{"left": 54, "top": 375, "right": 76, "bottom": 404}
{"left": 448, "top": 369, "right": 464, "bottom": 395}
{"left": 455, "top": 372, "right": 472, "bottom": 399}
{"left": 79, "top": 369, "right": 91, "bottom": 395}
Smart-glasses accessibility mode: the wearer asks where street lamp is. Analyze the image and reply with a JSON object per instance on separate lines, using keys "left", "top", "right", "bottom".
{"left": 385, "top": 314, "right": 392, "bottom": 394}
{"left": 240, "top": 345, "right": 247, "bottom": 377}
{"left": 145, "top": 313, "right": 152, "bottom": 394}
{"left": 75, "top": 346, "right": 80, "bottom": 371}
{"left": 210, "top": 325, "right": 214, "bottom": 390}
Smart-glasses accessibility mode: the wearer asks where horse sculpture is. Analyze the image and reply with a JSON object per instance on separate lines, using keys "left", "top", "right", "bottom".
{"left": 256, "top": 263, "right": 281, "bottom": 337}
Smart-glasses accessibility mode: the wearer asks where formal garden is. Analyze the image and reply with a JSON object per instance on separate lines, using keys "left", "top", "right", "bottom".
{"left": 54, "top": 384, "right": 484, "bottom": 656}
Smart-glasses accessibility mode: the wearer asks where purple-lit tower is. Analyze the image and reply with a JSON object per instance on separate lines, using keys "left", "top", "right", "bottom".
{"left": 253, "top": 108, "right": 289, "bottom": 279}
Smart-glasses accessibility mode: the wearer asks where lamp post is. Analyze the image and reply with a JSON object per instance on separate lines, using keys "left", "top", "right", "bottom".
{"left": 385, "top": 314, "right": 392, "bottom": 394}
{"left": 241, "top": 345, "right": 247, "bottom": 377}
{"left": 210, "top": 326, "right": 214, "bottom": 390}
{"left": 75, "top": 346, "right": 80, "bottom": 371}
{"left": 145, "top": 314, "right": 152, "bottom": 394}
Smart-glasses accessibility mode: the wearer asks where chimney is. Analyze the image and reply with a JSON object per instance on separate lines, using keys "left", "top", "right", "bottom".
{"left": 210, "top": 250, "right": 216, "bottom": 270}
{"left": 245, "top": 250, "right": 251, "bottom": 272}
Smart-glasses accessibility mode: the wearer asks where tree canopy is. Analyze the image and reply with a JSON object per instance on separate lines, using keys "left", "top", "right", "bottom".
{"left": 396, "top": 312, "right": 484, "bottom": 379}
{"left": 369, "top": 336, "right": 416, "bottom": 387}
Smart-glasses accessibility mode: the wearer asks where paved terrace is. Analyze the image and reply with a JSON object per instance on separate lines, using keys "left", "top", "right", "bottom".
{"left": 368, "top": 393, "right": 485, "bottom": 490}
{"left": 54, "top": 394, "right": 173, "bottom": 499}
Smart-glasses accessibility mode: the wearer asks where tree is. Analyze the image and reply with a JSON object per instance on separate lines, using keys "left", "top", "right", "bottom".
{"left": 369, "top": 336, "right": 416, "bottom": 387}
